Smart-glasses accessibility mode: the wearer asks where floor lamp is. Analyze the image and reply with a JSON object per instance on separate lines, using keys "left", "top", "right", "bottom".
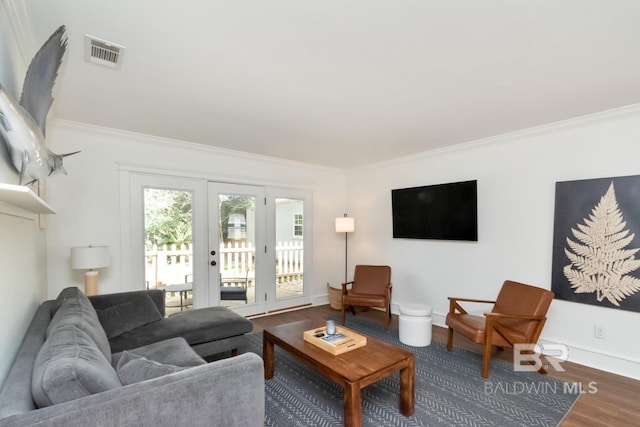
{"left": 71, "top": 245, "right": 110, "bottom": 296}
{"left": 335, "top": 214, "right": 355, "bottom": 285}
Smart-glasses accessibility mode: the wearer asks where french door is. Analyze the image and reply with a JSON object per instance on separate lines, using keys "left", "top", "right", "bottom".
{"left": 208, "top": 183, "right": 312, "bottom": 316}
{"left": 266, "top": 187, "right": 311, "bottom": 312}
{"left": 208, "top": 183, "right": 266, "bottom": 316}
{"left": 123, "top": 171, "right": 311, "bottom": 317}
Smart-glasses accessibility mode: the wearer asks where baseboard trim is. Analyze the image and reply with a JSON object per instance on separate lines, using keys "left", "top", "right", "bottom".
{"left": 428, "top": 309, "right": 639, "bottom": 380}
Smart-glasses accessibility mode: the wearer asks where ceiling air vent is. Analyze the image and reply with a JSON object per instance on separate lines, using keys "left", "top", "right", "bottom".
{"left": 84, "top": 35, "right": 125, "bottom": 69}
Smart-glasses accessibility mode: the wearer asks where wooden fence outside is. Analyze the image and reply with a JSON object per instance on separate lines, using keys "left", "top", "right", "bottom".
{"left": 145, "top": 241, "right": 303, "bottom": 288}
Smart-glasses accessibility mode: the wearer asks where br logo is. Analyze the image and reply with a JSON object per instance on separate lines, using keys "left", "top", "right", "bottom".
{"left": 513, "top": 343, "right": 568, "bottom": 372}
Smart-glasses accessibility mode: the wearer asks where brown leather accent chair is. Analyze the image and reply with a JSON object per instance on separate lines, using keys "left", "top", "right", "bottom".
{"left": 446, "top": 280, "right": 554, "bottom": 378}
{"left": 341, "top": 265, "right": 392, "bottom": 329}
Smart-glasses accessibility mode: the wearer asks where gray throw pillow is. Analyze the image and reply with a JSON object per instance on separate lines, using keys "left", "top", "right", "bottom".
{"left": 96, "top": 294, "right": 163, "bottom": 339}
{"left": 112, "top": 337, "right": 207, "bottom": 367}
{"left": 32, "top": 325, "right": 121, "bottom": 408}
{"left": 116, "top": 351, "right": 185, "bottom": 385}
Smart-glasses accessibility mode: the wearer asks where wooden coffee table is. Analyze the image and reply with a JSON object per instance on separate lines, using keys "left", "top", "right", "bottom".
{"left": 263, "top": 318, "right": 415, "bottom": 427}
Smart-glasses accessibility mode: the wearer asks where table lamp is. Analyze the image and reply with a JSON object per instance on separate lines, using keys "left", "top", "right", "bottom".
{"left": 71, "top": 245, "right": 110, "bottom": 296}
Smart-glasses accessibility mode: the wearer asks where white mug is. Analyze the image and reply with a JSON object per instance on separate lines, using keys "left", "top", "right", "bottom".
{"left": 326, "top": 320, "right": 336, "bottom": 335}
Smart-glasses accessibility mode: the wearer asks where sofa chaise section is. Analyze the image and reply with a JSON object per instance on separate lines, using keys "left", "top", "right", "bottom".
{"left": 88, "top": 289, "right": 254, "bottom": 358}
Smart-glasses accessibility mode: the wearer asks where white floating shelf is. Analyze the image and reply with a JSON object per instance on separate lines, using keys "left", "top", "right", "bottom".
{"left": 0, "top": 183, "right": 56, "bottom": 214}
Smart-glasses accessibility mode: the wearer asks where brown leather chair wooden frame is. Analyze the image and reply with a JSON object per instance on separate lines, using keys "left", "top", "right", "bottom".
{"left": 341, "top": 265, "right": 392, "bottom": 329}
{"left": 446, "top": 280, "right": 554, "bottom": 378}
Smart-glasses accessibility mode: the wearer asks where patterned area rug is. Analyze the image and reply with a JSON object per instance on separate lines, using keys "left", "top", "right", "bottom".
{"left": 246, "top": 315, "right": 580, "bottom": 427}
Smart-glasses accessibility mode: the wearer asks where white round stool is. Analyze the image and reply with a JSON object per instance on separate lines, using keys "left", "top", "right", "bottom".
{"left": 399, "top": 303, "right": 432, "bottom": 347}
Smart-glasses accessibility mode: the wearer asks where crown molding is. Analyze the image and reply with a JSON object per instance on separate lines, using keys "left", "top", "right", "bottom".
{"left": 53, "top": 119, "right": 346, "bottom": 176}
{"left": 2, "top": 0, "right": 35, "bottom": 68}
{"left": 349, "top": 102, "right": 640, "bottom": 174}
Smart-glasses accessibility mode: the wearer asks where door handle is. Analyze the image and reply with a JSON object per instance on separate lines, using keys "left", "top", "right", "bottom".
{"left": 210, "top": 260, "right": 217, "bottom": 266}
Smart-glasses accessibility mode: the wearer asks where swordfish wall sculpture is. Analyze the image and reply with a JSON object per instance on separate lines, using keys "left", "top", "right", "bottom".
{"left": 0, "top": 25, "right": 78, "bottom": 185}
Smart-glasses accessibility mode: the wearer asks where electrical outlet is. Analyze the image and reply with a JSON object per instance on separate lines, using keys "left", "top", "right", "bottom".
{"left": 594, "top": 324, "right": 606, "bottom": 339}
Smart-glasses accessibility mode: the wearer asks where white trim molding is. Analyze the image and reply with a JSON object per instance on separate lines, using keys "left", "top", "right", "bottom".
{"left": 2, "top": 0, "right": 35, "bottom": 67}
{"left": 351, "top": 102, "right": 640, "bottom": 174}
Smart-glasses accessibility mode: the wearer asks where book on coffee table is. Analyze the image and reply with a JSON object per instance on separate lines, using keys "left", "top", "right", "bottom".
{"left": 303, "top": 325, "right": 367, "bottom": 355}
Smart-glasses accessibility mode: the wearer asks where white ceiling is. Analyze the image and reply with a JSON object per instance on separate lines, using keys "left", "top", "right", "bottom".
{"left": 17, "top": 0, "right": 640, "bottom": 169}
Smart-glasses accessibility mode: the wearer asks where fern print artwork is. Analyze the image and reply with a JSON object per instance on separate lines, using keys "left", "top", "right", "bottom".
{"left": 552, "top": 175, "right": 640, "bottom": 313}
{"left": 563, "top": 182, "right": 640, "bottom": 305}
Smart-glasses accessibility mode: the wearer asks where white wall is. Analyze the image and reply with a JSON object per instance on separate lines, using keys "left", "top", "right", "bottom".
{"left": 0, "top": 1, "right": 26, "bottom": 183}
{"left": 0, "top": 214, "right": 47, "bottom": 384}
{"left": 44, "top": 120, "right": 349, "bottom": 301}
{"left": 0, "top": 2, "right": 48, "bottom": 385}
{"left": 347, "top": 105, "right": 640, "bottom": 379}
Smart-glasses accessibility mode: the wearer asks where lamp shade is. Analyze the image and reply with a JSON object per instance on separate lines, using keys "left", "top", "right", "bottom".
{"left": 71, "top": 246, "right": 110, "bottom": 269}
{"left": 335, "top": 216, "right": 355, "bottom": 233}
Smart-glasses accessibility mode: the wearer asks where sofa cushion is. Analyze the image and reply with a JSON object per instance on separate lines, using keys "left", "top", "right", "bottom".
{"left": 32, "top": 325, "right": 122, "bottom": 408}
{"left": 112, "top": 337, "right": 207, "bottom": 368}
{"left": 108, "top": 306, "right": 253, "bottom": 353}
{"left": 116, "top": 351, "right": 186, "bottom": 385}
{"left": 95, "top": 293, "right": 163, "bottom": 339}
{"left": 47, "top": 287, "right": 112, "bottom": 362}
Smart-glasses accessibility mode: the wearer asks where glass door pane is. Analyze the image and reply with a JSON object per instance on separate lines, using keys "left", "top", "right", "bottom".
{"left": 144, "top": 188, "right": 194, "bottom": 316}
{"left": 208, "top": 182, "right": 266, "bottom": 316}
{"left": 218, "top": 193, "right": 256, "bottom": 307}
{"left": 265, "top": 187, "right": 312, "bottom": 312}
{"left": 275, "top": 198, "right": 304, "bottom": 300}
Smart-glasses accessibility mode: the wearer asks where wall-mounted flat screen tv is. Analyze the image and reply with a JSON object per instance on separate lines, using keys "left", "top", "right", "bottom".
{"left": 391, "top": 180, "right": 477, "bottom": 241}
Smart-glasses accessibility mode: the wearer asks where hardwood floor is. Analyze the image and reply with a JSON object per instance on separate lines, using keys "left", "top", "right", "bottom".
{"left": 250, "top": 305, "right": 640, "bottom": 427}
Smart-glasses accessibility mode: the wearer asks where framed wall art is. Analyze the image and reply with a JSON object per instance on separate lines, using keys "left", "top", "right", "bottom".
{"left": 551, "top": 174, "right": 640, "bottom": 313}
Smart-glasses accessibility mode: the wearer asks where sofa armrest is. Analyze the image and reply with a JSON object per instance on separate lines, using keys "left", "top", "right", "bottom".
{"left": 0, "top": 352, "right": 264, "bottom": 427}
{"left": 89, "top": 290, "right": 165, "bottom": 318}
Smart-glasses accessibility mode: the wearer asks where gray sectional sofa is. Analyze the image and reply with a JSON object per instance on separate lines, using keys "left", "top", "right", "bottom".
{"left": 0, "top": 287, "right": 264, "bottom": 427}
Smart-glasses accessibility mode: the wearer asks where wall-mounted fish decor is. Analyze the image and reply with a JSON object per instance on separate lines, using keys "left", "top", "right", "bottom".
{"left": 0, "top": 25, "right": 79, "bottom": 185}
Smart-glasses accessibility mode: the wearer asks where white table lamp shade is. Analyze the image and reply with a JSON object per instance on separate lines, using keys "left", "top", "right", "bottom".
{"left": 71, "top": 246, "right": 110, "bottom": 270}
{"left": 335, "top": 217, "right": 355, "bottom": 233}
